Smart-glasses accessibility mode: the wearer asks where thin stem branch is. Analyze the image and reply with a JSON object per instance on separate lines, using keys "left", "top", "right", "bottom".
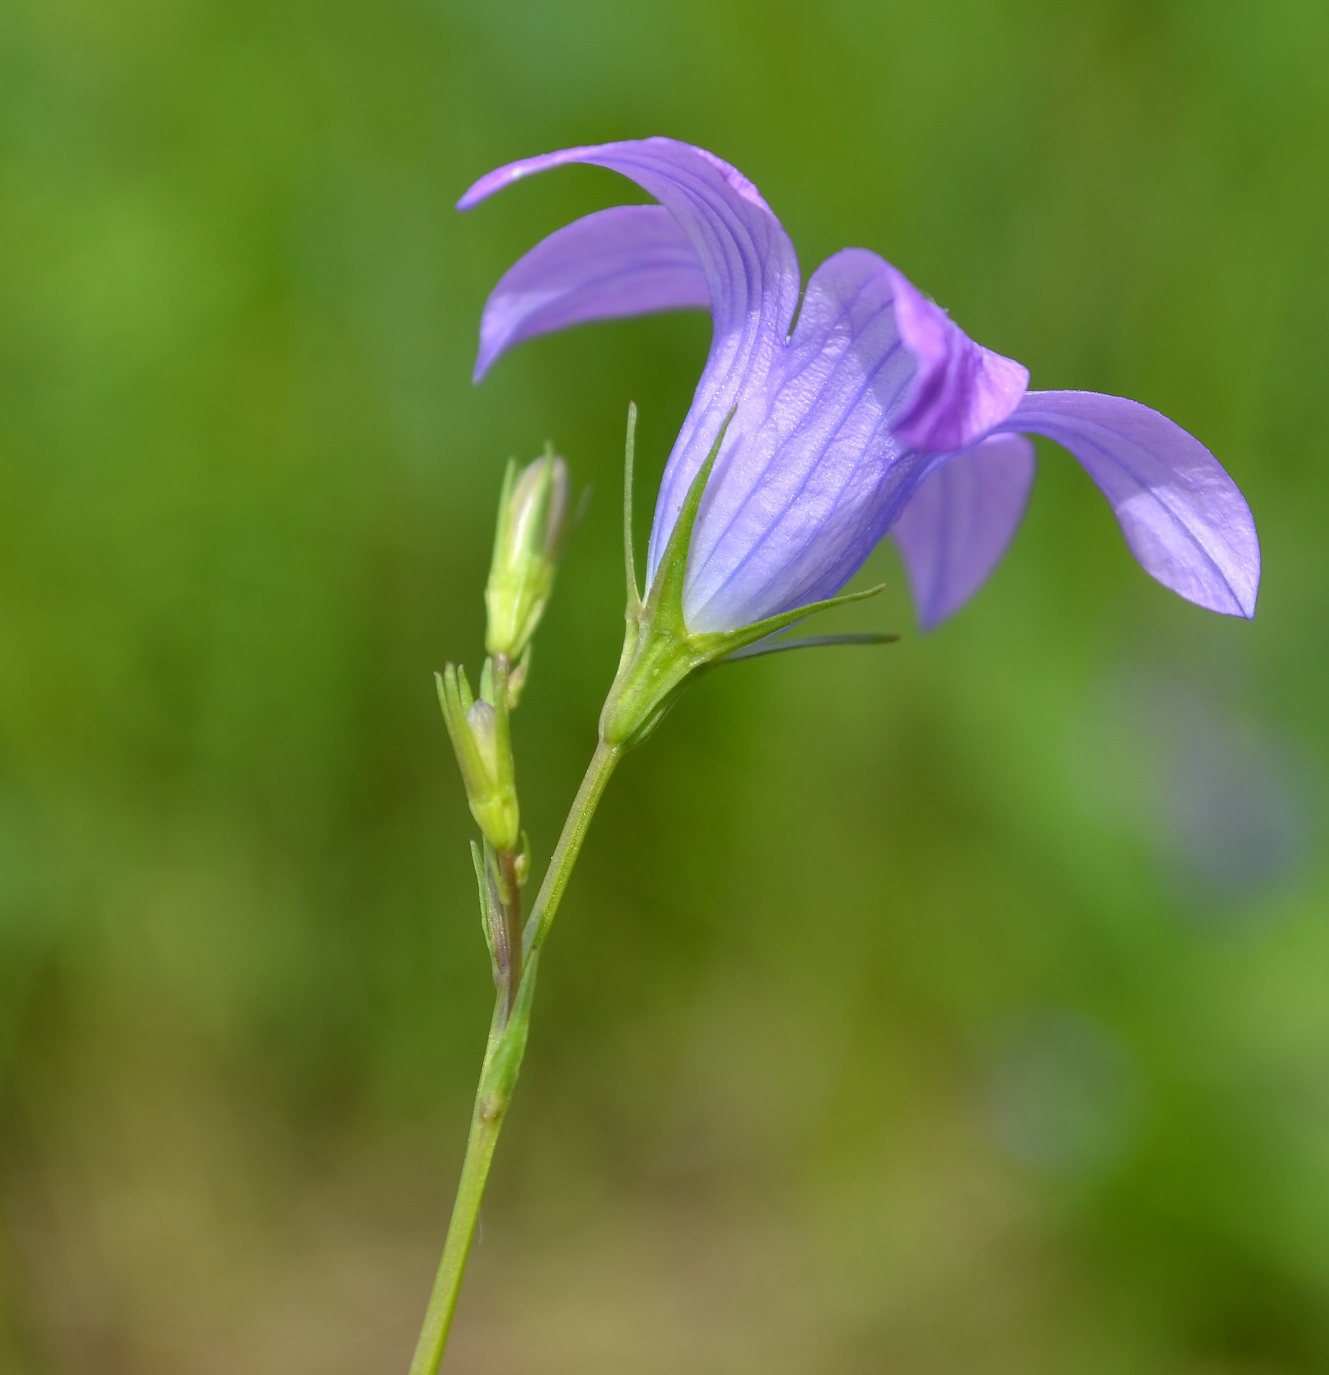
{"left": 525, "top": 739, "right": 620, "bottom": 962}
{"left": 407, "top": 737, "right": 621, "bottom": 1375}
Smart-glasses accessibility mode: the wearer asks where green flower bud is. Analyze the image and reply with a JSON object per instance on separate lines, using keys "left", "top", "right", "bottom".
{"left": 436, "top": 661, "right": 520, "bottom": 852}
{"left": 485, "top": 448, "right": 570, "bottom": 662}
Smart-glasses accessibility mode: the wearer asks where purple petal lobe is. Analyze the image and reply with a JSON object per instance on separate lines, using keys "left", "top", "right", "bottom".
{"left": 1003, "top": 391, "right": 1260, "bottom": 618}
{"left": 888, "top": 266, "right": 1028, "bottom": 452}
{"left": 890, "top": 434, "right": 1036, "bottom": 630}
{"left": 473, "top": 205, "right": 710, "bottom": 381}
{"left": 680, "top": 249, "right": 924, "bottom": 631}
{"left": 460, "top": 137, "right": 798, "bottom": 369}
{"left": 462, "top": 143, "right": 801, "bottom": 586}
{"left": 462, "top": 140, "right": 800, "bottom": 588}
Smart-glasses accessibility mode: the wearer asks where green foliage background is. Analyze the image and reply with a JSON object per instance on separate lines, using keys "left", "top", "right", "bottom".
{"left": 1, "top": 0, "right": 1327, "bottom": 1370}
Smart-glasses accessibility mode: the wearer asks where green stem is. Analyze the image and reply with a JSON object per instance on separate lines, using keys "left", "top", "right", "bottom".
{"left": 407, "top": 738, "right": 622, "bottom": 1375}
{"left": 406, "top": 994, "right": 518, "bottom": 1375}
{"left": 525, "top": 739, "right": 620, "bottom": 961}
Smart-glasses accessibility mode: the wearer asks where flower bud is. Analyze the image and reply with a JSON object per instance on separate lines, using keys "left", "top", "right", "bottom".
{"left": 485, "top": 448, "right": 570, "bottom": 662}
{"left": 437, "top": 662, "right": 520, "bottom": 852}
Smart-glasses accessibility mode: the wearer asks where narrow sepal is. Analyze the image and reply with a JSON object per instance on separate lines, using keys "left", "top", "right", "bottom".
{"left": 645, "top": 407, "right": 736, "bottom": 631}
{"left": 453, "top": 664, "right": 474, "bottom": 714}
{"left": 470, "top": 839, "right": 502, "bottom": 987}
{"left": 623, "top": 402, "right": 641, "bottom": 610}
{"left": 691, "top": 580, "right": 889, "bottom": 661}
{"left": 488, "top": 458, "right": 518, "bottom": 582}
{"left": 436, "top": 666, "right": 472, "bottom": 765}
{"left": 492, "top": 951, "right": 539, "bottom": 1067}
{"left": 723, "top": 630, "right": 898, "bottom": 662}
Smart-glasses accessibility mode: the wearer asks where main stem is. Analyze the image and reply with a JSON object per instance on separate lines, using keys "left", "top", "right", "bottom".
{"left": 407, "top": 739, "right": 622, "bottom": 1375}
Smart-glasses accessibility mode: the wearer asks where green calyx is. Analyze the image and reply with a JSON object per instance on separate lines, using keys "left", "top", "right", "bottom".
{"left": 598, "top": 405, "right": 892, "bottom": 751}
{"left": 437, "top": 658, "right": 521, "bottom": 852}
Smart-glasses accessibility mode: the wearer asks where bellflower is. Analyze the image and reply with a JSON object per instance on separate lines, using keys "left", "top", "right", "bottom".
{"left": 411, "top": 140, "right": 1264, "bottom": 1372}
{"left": 459, "top": 137, "right": 1259, "bottom": 635}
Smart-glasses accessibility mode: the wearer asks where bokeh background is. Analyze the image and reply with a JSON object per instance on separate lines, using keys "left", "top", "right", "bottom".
{"left": 2, "top": 0, "right": 1327, "bottom": 1370}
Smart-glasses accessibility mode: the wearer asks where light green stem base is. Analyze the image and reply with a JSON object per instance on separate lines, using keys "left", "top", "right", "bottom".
{"left": 408, "top": 740, "right": 621, "bottom": 1375}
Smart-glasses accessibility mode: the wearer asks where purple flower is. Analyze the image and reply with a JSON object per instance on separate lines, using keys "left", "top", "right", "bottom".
{"left": 460, "top": 138, "right": 1260, "bottom": 633}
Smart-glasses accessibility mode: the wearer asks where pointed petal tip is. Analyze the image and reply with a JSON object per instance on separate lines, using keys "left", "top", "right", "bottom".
{"left": 1237, "top": 545, "right": 1261, "bottom": 621}
{"left": 1213, "top": 562, "right": 1260, "bottom": 620}
{"left": 1218, "top": 551, "right": 1260, "bottom": 620}
{"left": 456, "top": 176, "right": 496, "bottom": 212}
{"left": 471, "top": 341, "right": 496, "bottom": 384}
{"left": 456, "top": 158, "right": 541, "bottom": 210}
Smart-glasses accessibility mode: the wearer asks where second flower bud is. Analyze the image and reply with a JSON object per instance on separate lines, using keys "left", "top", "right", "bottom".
{"left": 437, "top": 660, "right": 520, "bottom": 853}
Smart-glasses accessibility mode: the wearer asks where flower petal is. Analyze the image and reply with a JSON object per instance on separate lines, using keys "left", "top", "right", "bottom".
{"left": 472, "top": 206, "right": 711, "bottom": 382}
{"left": 890, "top": 434, "right": 1036, "bottom": 630}
{"left": 1001, "top": 391, "right": 1260, "bottom": 618}
{"left": 681, "top": 249, "right": 923, "bottom": 631}
{"left": 460, "top": 138, "right": 801, "bottom": 573}
{"left": 460, "top": 137, "right": 797, "bottom": 371}
{"left": 888, "top": 266, "right": 1028, "bottom": 452}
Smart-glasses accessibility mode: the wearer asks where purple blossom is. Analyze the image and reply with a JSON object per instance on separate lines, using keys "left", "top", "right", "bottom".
{"left": 460, "top": 138, "right": 1260, "bottom": 633}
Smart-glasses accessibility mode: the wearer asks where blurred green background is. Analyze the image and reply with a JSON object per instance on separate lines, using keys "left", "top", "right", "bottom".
{"left": 1, "top": 0, "right": 1327, "bottom": 1370}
